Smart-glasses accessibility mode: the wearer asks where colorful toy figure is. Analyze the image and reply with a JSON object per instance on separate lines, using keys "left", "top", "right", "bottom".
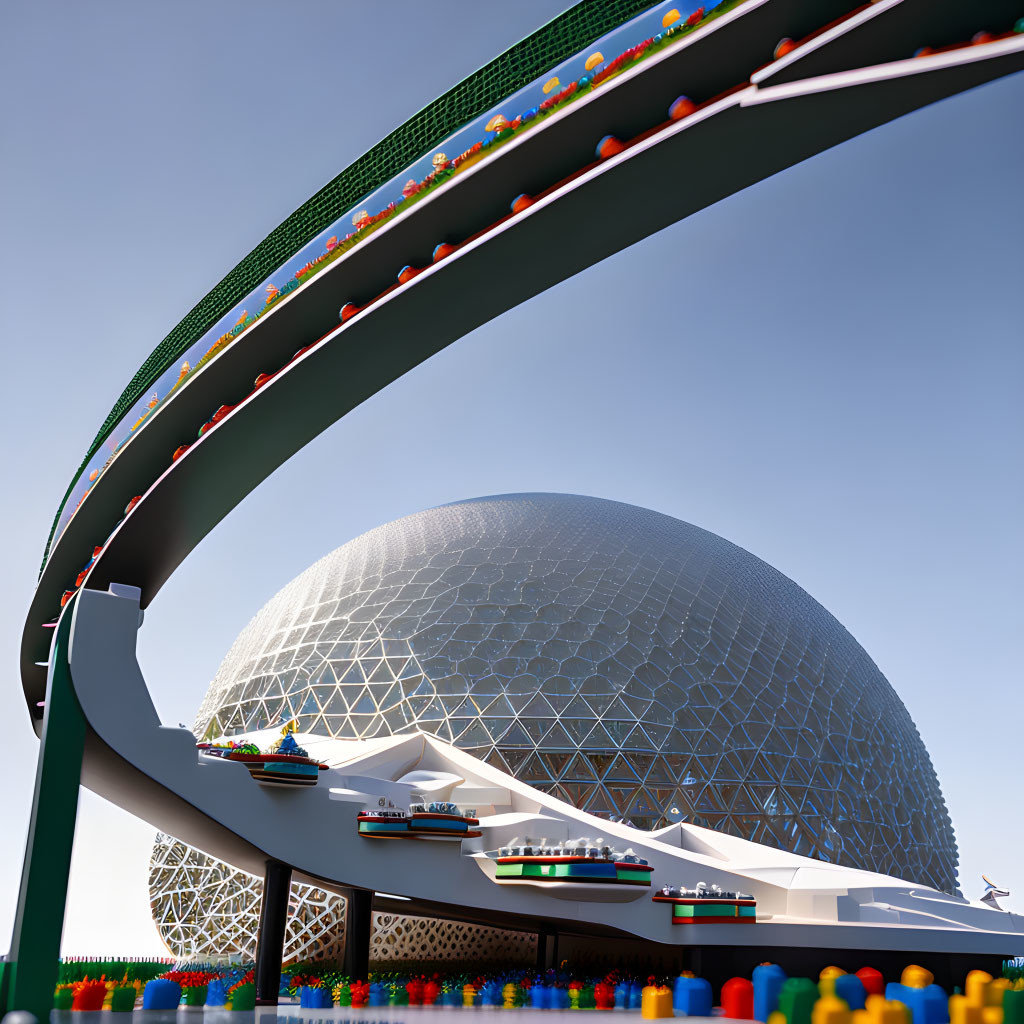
{"left": 834, "top": 975, "right": 867, "bottom": 1011}
{"left": 778, "top": 978, "right": 819, "bottom": 1024}
{"left": 350, "top": 980, "right": 370, "bottom": 1008}
{"left": 723, "top": 977, "right": 755, "bottom": 1019}
{"left": 812, "top": 995, "right": 851, "bottom": 1024}
{"left": 674, "top": 975, "right": 712, "bottom": 1015}
{"left": 641, "top": 984, "right": 673, "bottom": 1019}
{"left": 755, "top": 964, "right": 788, "bottom": 1021}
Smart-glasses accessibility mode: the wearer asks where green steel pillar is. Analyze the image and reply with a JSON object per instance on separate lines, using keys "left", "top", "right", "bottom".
{"left": 6, "top": 599, "right": 86, "bottom": 1018}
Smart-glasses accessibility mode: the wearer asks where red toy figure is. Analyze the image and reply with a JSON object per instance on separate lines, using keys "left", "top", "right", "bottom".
{"left": 856, "top": 967, "right": 885, "bottom": 997}
{"left": 722, "top": 977, "right": 755, "bottom": 1019}
{"left": 350, "top": 980, "right": 370, "bottom": 1008}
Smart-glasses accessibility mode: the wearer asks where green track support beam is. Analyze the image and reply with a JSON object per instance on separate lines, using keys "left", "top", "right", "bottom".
{"left": 7, "top": 599, "right": 86, "bottom": 1018}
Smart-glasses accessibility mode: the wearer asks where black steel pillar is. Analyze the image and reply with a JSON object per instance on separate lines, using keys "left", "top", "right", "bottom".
{"left": 343, "top": 888, "right": 373, "bottom": 981}
{"left": 255, "top": 860, "right": 292, "bottom": 1006}
{"left": 536, "top": 925, "right": 558, "bottom": 970}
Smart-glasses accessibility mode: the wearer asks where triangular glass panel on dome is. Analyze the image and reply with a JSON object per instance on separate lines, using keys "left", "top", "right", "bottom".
{"left": 454, "top": 720, "right": 492, "bottom": 748}
{"left": 583, "top": 786, "right": 618, "bottom": 816}
{"left": 585, "top": 722, "right": 617, "bottom": 749}
{"left": 432, "top": 718, "right": 456, "bottom": 742}
{"left": 406, "top": 694, "right": 434, "bottom": 716}
{"left": 583, "top": 691, "right": 614, "bottom": 715}
{"left": 694, "top": 785, "right": 723, "bottom": 813}
{"left": 486, "top": 749, "right": 512, "bottom": 774}
{"left": 499, "top": 748, "right": 530, "bottom": 772}
{"left": 361, "top": 639, "right": 384, "bottom": 660}
{"left": 604, "top": 784, "right": 641, "bottom": 812}
{"left": 563, "top": 695, "right": 597, "bottom": 720}
{"left": 541, "top": 751, "right": 572, "bottom": 776}
{"left": 520, "top": 692, "right": 554, "bottom": 716}
{"left": 561, "top": 753, "right": 598, "bottom": 782}
{"left": 263, "top": 698, "right": 287, "bottom": 724}
{"left": 367, "top": 659, "right": 394, "bottom": 683}
{"left": 359, "top": 658, "right": 383, "bottom": 682}
{"left": 349, "top": 688, "right": 376, "bottom": 716}
{"left": 506, "top": 691, "right": 538, "bottom": 713}
{"left": 561, "top": 718, "right": 595, "bottom": 744}
{"left": 517, "top": 752, "right": 549, "bottom": 783}
{"left": 484, "top": 694, "right": 517, "bottom": 718}
{"left": 645, "top": 786, "right": 679, "bottom": 813}
{"left": 337, "top": 663, "right": 362, "bottom": 687}
{"left": 322, "top": 715, "right": 348, "bottom": 737}
{"left": 298, "top": 691, "right": 320, "bottom": 717}
{"left": 645, "top": 758, "right": 675, "bottom": 785}
{"left": 310, "top": 684, "right": 337, "bottom": 707}
{"left": 718, "top": 751, "right": 749, "bottom": 782}
{"left": 497, "top": 722, "right": 532, "bottom": 747}
{"left": 542, "top": 722, "right": 574, "bottom": 749}
{"left": 486, "top": 719, "right": 514, "bottom": 742}
{"left": 560, "top": 782, "right": 597, "bottom": 808}
{"left": 384, "top": 656, "right": 409, "bottom": 676}
{"left": 517, "top": 718, "right": 546, "bottom": 742}
{"left": 730, "top": 787, "right": 760, "bottom": 814}
{"left": 601, "top": 754, "right": 642, "bottom": 783}
{"left": 398, "top": 659, "right": 422, "bottom": 679}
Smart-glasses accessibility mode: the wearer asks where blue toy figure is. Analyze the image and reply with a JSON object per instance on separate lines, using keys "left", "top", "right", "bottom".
{"left": 628, "top": 982, "right": 644, "bottom": 1010}
{"left": 834, "top": 974, "right": 867, "bottom": 1012}
{"left": 142, "top": 979, "right": 181, "bottom": 1011}
{"left": 484, "top": 980, "right": 504, "bottom": 1006}
{"left": 673, "top": 976, "right": 713, "bottom": 1016}
{"left": 531, "top": 984, "right": 548, "bottom": 1009}
{"left": 615, "top": 983, "right": 629, "bottom": 1009}
{"left": 205, "top": 978, "right": 228, "bottom": 1007}
{"left": 369, "top": 980, "right": 387, "bottom": 1007}
{"left": 885, "top": 983, "right": 949, "bottom": 1024}
{"left": 753, "top": 964, "right": 788, "bottom": 1021}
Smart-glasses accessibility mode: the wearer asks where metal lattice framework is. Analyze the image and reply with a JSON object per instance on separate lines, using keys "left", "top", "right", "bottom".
{"left": 186, "top": 494, "right": 957, "bottom": 890}
{"left": 370, "top": 912, "right": 536, "bottom": 965}
{"left": 149, "top": 834, "right": 536, "bottom": 965}
{"left": 148, "top": 833, "right": 346, "bottom": 963}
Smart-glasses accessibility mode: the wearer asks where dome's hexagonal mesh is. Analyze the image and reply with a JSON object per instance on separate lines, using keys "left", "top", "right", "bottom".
{"left": 184, "top": 493, "right": 956, "bottom": 899}
{"left": 142, "top": 491, "right": 950, "bottom": 962}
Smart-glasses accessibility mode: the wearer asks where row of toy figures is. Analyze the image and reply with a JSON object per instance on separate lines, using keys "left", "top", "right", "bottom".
{"left": 54, "top": 973, "right": 256, "bottom": 1011}
{"left": 640, "top": 964, "right": 1024, "bottom": 1023}
{"left": 299, "top": 978, "right": 632, "bottom": 1009}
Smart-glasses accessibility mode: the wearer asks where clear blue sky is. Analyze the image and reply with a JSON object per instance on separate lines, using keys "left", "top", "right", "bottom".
{"left": 1, "top": 1, "right": 1021, "bottom": 954}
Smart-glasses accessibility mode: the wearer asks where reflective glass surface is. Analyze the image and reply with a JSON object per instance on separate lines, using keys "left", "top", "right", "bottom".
{"left": 190, "top": 493, "right": 957, "bottom": 892}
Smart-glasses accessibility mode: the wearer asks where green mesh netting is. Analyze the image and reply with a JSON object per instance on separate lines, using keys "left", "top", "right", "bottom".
{"left": 44, "top": 0, "right": 660, "bottom": 571}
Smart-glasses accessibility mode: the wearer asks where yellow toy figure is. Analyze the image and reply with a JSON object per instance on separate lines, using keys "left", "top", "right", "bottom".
{"left": 814, "top": 996, "right": 852, "bottom": 1024}
{"left": 641, "top": 985, "right": 674, "bottom": 1019}
{"left": 463, "top": 984, "right": 477, "bottom": 1007}
{"left": 852, "top": 995, "right": 912, "bottom": 1024}
{"left": 503, "top": 983, "right": 517, "bottom": 1009}
{"left": 951, "top": 995, "right": 983, "bottom": 1024}
{"left": 901, "top": 967, "right": 934, "bottom": 989}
